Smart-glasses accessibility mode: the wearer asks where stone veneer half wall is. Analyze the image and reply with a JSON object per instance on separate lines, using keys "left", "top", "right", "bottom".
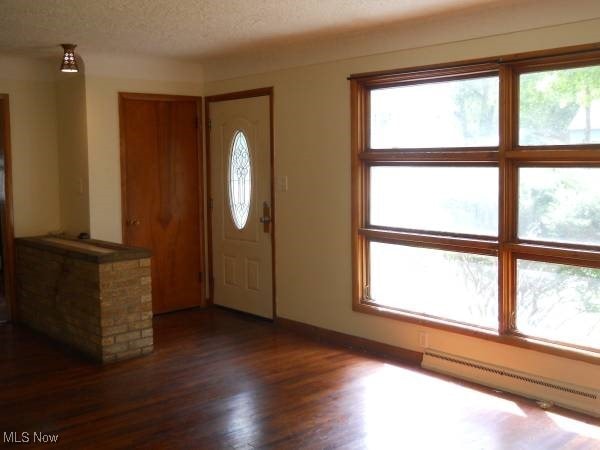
{"left": 16, "top": 236, "right": 153, "bottom": 363}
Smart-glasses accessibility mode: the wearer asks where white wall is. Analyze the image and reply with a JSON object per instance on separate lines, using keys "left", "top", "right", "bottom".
{"left": 0, "top": 56, "right": 62, "bottom": 237}
{"left": 204, "top": 18, "right": 600, "bottom": 388}
{"left": 55, "top": 72, "right": 90, "bottom": 236}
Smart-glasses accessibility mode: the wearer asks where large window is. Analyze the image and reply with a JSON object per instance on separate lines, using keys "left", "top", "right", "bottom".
{"left": 351, "top": 46, "right": 600, "bottom": 361}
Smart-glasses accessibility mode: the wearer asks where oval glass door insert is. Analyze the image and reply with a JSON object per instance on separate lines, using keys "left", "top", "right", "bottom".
{"left": 228, "top": 130, "right": 252, "bottom": 229}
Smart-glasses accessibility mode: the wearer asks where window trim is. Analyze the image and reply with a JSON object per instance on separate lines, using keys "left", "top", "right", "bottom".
{"left": 351, "top": 44, "right": 600, "bottom": 364}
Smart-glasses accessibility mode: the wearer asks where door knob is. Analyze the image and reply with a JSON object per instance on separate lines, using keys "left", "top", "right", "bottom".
{"left": 126, "top": 219, "right": 141, "bottom": 226}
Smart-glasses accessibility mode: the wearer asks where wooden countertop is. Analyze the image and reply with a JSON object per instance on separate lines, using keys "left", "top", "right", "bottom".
{"left": 16, "top": 235, "right": 151, "bottom": 263}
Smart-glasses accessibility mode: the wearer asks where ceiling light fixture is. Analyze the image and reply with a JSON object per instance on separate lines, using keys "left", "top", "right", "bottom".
{"left": 60, "top": 44, "right": 79, "bottom": 73}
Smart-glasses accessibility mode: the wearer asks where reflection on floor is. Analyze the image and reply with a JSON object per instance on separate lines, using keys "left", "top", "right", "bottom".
{"left": 1, "top": 307, "right": 598, "bottom": 449}
{"left": 0, "top": 296, "right": 7, "bottom": 323}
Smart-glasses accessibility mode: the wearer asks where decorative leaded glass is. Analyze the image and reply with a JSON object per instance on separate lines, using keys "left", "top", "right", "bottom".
{"left": 228, "top": 131, "right": 252, "bottom": 229}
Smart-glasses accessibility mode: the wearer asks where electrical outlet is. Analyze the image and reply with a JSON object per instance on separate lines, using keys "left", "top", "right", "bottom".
{"left": 418, "top": 331, "right": 429, "bottom": 348}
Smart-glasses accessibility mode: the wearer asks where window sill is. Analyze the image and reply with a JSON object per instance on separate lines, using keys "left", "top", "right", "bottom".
{"left": 353, "top": 301, "right": 600, "bottom": 365}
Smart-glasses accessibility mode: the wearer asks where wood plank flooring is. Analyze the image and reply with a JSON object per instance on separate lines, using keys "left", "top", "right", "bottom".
{"left": 1, "top": 308, "right": 598, "bottom": 449}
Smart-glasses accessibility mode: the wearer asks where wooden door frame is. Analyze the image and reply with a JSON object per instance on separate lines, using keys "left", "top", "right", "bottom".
{"left": 118, "top": 92, "right": 207, "bottom": 307}
{"left": 0, "top": 94, "right": 17, "bottom": 322}
{"left": 204, "top": 87, "right": 277, "bottom": 319}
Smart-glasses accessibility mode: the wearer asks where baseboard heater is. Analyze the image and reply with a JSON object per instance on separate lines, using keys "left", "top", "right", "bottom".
{"left": 422, "top": 349, "right": 599, "bottom": 418}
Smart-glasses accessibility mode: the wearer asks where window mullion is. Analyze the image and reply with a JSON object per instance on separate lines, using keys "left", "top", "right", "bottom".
{"left": 360, "top": 149, "right": 498, "bottom": 162}
{"left": 359, "top": 228, "right": 498, "bottom": 255}
{"left": 498, "top": 64, "right": 517, "bottom": 335}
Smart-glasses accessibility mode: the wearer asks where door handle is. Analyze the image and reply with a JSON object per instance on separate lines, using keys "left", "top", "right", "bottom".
{"left": 126, "top": 219, "right": 141, "bottom": 226}
{"left": 260, "top": 202, "right": 271, "bottom": 233}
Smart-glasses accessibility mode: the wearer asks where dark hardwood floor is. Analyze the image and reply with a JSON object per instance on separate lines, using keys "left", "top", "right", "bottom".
{"left": 1, "top": 308, "right": 598, "bottom": 449}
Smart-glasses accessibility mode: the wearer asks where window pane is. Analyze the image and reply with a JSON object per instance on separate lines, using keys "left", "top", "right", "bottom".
{"left": 370, "top": 166, "right": 498, "bottom": 236}
{"left": 370, "top": 76, "right": 499, "bottom": 149}
{"left": 517, "top": 260, "right": 600, "bottom": 349}
{"left": 519, "top": 168, "right": 600, "bottom": 246}
{"left": 369, "top": 242, "right": 498, "bottom": 328}
{"left": 228, "top": 131, "right": 252, "bottom": 229}
{"left": 519, "top": 65, "right": 600, "bottom": 146}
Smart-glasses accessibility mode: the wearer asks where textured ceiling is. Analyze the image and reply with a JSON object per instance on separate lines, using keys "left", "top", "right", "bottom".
{"left": 0, "top": 0, "right": 506, "bottom": 61}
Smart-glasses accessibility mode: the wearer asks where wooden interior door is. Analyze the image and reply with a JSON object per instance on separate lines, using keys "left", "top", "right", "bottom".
{"left": 209, "top": 95, "right": 273, "bottom": 318}
{"left": 120, "top": 93, "right": 204, "bottom": 314}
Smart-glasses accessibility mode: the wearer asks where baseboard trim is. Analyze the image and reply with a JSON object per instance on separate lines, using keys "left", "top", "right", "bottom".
{"left": 275, "top": 317, "right": 422, "bottom": 366}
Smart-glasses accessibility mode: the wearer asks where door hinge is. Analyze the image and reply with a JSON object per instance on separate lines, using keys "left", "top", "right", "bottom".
{"left": 209, "top": 198, "right": 214, "bottom": 210}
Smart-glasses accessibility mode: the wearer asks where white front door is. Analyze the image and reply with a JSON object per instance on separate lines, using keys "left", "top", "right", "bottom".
{"left": 209, "top": 95, "right": 273, "bottom": 318}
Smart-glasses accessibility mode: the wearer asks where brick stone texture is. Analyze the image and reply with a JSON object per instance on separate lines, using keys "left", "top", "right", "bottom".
{"left": 16, "top": 244, "right": 153, "bottom": 363}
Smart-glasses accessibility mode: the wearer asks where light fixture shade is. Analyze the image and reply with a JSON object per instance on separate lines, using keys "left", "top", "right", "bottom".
{"left": 60, "top": 44, "right": 79, "bottom": 73}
